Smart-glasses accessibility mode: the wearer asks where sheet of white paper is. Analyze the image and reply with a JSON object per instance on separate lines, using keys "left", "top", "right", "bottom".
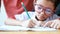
{"left": 30, "top": 27, "right": 56, "bottom": 31}
{"left": 0, "top": 25, "right": 56, "bottom": 31}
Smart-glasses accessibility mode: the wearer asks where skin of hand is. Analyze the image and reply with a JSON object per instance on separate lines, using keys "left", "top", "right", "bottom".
{"left": 26, "top": 19, "right": 36, "bottom": 28}
{"left": 27, "top": 19, "right": 45, "bottom": 28}
{"left": 43, "top": 18, "right": 60, "bottom": 29}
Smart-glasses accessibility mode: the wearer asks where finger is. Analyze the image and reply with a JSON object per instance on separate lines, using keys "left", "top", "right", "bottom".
{"left": 28, "top": 20, "right": 33, "bottom": 28}
{"left": 31, "top": 22, "right": 36, "bottom": 26}
{"left": 28, "top": 23, "right": 33, "bottom": 28}
{"left": 40, "top": 22, "right": 45, "bottom": 27}
{"left": 53, "top": 23, "right": 58, "bottom": 29}
{"left": 57, "top": 25, "right": 60, "bottom": 29}
{"left": 28, "top": 22, "right": 35, "bottom": 28}
{"left": 31, "top": 19, "right": 35, "bottom": 24}
{"left": 50, "top": 23, "right": 55, "bottom": 28}
{"left": 28, "top": 22, "right": 33, "bottom": 28}
{"left": 43, "top": 21, "right": 52, "bottom": 27}
{"left": 43, "top": 23, "right": 49, "bottom": 27}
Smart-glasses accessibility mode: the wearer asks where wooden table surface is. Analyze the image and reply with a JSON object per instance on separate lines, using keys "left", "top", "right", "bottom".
{"left": 0, "top": 30, "right": 60, "bottom": 34}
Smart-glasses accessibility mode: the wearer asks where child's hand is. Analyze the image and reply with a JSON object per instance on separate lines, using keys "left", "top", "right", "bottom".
{"left": 27, "top": 19, "right": 36, "bottom": 28}
{"left": 23, "top": 19, "right": 44, "bottom": 28}
{"left": 21, "top": 19, "right": 36, "bottom": 28}
{"left": 43, "top": 18, "right": 60, "bottom": 29}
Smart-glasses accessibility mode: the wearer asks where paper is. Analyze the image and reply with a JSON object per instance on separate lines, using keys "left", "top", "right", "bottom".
{"left": 30, "top": 27, "right": 56, "bottom": 31}
{"left": 0, "top": 25, "right": 56, "bottom": 31}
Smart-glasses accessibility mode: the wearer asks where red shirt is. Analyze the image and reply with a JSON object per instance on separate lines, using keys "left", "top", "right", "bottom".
{"left": 4, "top": 0, "right": 34, "bottom": 19}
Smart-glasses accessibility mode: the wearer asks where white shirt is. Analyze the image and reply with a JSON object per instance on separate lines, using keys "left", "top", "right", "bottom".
{"left": 15, "top": 12, "right": 60, "bottom": 20}
{"left": 15, "top": 12, "right": 60, "bottom": 27}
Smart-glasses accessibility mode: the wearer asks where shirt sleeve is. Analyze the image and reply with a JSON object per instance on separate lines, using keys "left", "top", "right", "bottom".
{"left": 15, "top": 12, "right": 35, "bottom": 21}
{"left": 14, "top": 12, "right": 29, "bottom": 21}
{"left": 52, "top": 14, "right": 60, "bottom": 19}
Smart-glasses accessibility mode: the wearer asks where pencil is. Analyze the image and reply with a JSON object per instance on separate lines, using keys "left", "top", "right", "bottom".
{"left": 21, "top": 2, "right": 31, "bottom": 19}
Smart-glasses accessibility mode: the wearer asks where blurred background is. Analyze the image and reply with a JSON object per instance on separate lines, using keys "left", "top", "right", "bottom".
{"left": 0, "top": 0, "right": 60, "bottom": 25}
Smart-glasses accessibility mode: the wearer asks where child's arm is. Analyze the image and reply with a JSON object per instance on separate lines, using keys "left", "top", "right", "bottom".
{"left": 5, "top": 18, "right": 36, "bottom": 28}
{"left": 5, "top": 18, "right": 23, "bottom": 26}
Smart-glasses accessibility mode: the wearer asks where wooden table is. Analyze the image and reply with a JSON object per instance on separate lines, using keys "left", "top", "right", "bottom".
{"left": 0, "top": 30, "right": 60, "bottom": 34}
